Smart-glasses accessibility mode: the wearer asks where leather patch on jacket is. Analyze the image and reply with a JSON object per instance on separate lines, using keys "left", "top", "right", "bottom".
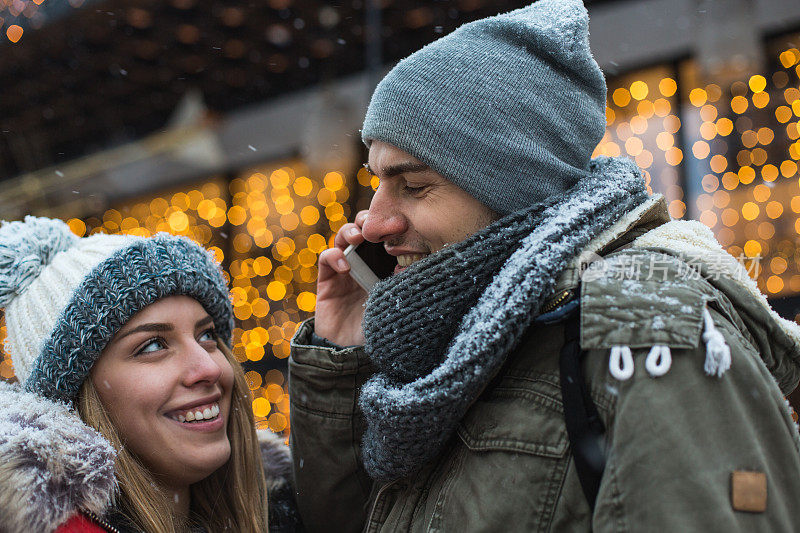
{"left": 731, "top": 470, "right": 767, "bottom": 513}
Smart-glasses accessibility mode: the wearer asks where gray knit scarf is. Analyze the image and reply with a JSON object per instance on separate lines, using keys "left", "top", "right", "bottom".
{"left": 358, "top": 156, "right": 650, "bottom": 482}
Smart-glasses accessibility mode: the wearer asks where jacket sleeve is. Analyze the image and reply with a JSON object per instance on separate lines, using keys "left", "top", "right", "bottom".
{"left": 288, "top": 319, "right": 376, "bottom": 533}
{"left": 590, "top": 307, "right": 800, "bottom": 532}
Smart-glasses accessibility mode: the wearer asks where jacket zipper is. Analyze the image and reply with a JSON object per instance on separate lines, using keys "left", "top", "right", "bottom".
{"left": 540, "top": 288, "right": 574, "bottom": 314}
{"left": 364, "top": 480, "right": 399, "bottom": 532}
{"left": 83, "top": 510, "right": 123, "bottom": 533}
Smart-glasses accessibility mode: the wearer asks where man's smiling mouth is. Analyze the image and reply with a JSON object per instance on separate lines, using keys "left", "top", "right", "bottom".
{"left": 397, "top": 253, "right": 428, "bottom": 268}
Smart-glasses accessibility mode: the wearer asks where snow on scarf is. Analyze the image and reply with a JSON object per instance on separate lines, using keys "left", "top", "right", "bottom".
{"left": 359, "top": 156, "right": 650, "bottom": 482}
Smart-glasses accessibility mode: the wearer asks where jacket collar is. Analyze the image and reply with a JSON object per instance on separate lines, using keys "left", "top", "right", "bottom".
{"left": 546, "top": 194, "right": 670, "bottom": 300}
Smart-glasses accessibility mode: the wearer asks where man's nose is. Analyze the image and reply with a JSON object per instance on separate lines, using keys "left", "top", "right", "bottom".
{"left": 361, "top": 186, "right": 407, "bottom": 243}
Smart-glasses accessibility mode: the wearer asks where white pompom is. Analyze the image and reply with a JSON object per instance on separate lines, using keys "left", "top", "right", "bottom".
{"left": 0, "top": 216, "right": 78, "bottom": 306}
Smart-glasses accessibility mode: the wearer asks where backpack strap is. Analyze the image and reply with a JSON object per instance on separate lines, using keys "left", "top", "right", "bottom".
{"left": 559, "top": 307, "right": 606, "bottom": 511}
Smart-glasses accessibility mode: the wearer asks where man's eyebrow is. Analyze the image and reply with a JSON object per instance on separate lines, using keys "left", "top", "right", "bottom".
{"left": 364, "top": 161, "right": 429, "bottom": 178}
{"left": 195, "top": 315, "right": 215, "bottom": 329}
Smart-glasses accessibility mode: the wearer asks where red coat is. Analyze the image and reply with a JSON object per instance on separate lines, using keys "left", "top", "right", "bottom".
{"left": 55, "top": 513, "right": 110, "bottom": 533}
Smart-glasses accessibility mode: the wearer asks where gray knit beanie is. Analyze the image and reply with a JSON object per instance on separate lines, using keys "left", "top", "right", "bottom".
{"left": 361, "top": 0, "right": 607, "bottom": 215}
{"left": 0, "top": 216, "right": 234, "bottom": 401}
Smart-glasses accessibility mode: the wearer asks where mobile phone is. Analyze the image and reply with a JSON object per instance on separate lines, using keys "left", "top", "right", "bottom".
{"left": 342, "top": 240, "right": 396, "bottom": 292}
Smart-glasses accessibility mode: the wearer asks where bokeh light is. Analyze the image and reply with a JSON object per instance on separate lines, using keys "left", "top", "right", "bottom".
{"left": 2, "top": 29, "right": 800, "bottom": 435}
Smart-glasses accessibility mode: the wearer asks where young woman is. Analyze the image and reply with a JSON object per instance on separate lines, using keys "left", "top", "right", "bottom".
{"left": 0, "top": 216, "right": 299, "bottom": 533}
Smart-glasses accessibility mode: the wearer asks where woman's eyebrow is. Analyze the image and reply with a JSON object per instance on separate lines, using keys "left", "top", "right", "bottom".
{"left": 116, "top": 323, "right": 172, "bottom": 340}
{"left": 116, "top": 316, "right": 214, "bottom": 340}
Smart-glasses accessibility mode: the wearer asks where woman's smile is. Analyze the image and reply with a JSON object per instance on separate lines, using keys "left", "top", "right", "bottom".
{"left": 166, "top": 401, "right": 225, "bottom": 432}
{"left": 91, "top": 295, "right": 234, "bottom": 487}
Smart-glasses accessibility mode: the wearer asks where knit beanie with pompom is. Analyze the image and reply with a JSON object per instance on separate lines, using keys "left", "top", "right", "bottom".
{"left": 0, "top": 216, "right": 233, "bottom": 401}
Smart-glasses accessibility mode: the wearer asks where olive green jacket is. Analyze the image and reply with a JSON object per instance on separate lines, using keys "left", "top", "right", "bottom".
{"left": 289, "top": 196, "right": 800, "bottom": 532}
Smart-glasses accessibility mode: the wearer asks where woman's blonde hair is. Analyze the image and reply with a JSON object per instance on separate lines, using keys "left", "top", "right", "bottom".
{"left": 77, "top": 341, "right": 269, "bottom": 533}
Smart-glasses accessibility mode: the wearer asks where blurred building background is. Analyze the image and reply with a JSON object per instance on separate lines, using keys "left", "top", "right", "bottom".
{"left": 1, "top": 0, "right": 800, "bottom": 430}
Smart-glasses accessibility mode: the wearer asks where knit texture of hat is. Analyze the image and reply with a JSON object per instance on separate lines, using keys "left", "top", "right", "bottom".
{"left": 361, "top": 0, "right": 607, "bottom": 215}
{"left": 0, "top": 216, "right": 233, "bottom": 401}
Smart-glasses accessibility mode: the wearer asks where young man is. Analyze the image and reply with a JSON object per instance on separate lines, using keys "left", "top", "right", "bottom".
{"left": 290, "top": 0, "right": 800, "bottom": 530}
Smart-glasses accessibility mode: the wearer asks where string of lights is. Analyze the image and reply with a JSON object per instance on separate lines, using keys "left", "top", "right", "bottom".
{"left": 1, "top": 33, "right": 799, "bottom": 436}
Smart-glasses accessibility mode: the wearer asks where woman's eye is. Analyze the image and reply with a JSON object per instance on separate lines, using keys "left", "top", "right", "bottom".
{"left": 137, "top": 338, "right": 166, "bottom": 355}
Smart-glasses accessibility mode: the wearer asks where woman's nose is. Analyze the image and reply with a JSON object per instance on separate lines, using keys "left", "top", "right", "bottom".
{"left": 182, "top": 342, "right": 223, "bottom": 387}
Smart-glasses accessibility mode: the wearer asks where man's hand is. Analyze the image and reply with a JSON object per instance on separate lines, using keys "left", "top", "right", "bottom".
{"left": 314, "top": 210, "right": 371, "bottom": 346}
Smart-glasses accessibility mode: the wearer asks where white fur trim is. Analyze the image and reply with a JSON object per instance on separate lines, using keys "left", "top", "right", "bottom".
{"left": 631, "top": 219, "right": 800, "bottom": 350}
{"left": 257, "top": 429, "right": 292, "bottom": 493}
{"left": 0, "top": 383, "right": 117, "bottom": 533}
